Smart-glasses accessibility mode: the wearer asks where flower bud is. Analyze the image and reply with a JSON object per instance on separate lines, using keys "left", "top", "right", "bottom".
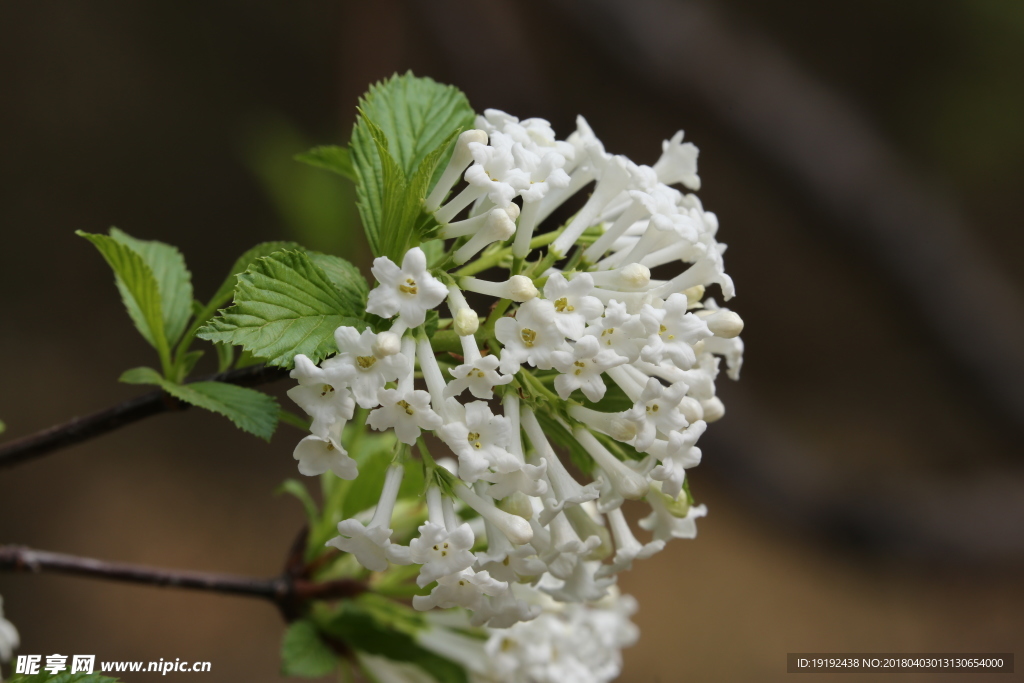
{"left": 373, "top": 331, "right": 402, "bottom": 357}
{"left": 701, "top": 396, "right": 725, "bottom": 422}
{"left": 705, "top": 310, "right": 744, "bottom": 338}
{"left": 508, "top": 275, "right": 538, "bottom": 302}
{"left": 454, "top": 309, "right": 479, "bottom": 336}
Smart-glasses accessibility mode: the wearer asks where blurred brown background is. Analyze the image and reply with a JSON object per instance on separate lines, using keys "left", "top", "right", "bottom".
{"left": 2, "top": 1, "right": 1023, "bottom": 681}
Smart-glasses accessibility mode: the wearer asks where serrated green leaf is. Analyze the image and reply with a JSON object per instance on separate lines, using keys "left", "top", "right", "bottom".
{"left": 209, "top": 241, "right": 304, "bottom": 313}
{"left": 280, "top": 620, "right": 338, "bottom": 678}
{"left": 119, "top": 366, "right": 279, "bottom": 440}
{"left": 109, "top": 228, "right": 194, "bottom": 345}
{"left": 77, "top": 231, "right": 170, "bottom": 364}
{"left": 306, "top": 252, "right": 369, "bottom": 313}
{"left": 276, "top": 479, "right": 319, "bottom": 525}
{"left": 355, "top": 73, "right": 475, "bottom": 180}
{"left": 350, "top": 73, "right": 474, "bottom": 260}
{"left": 196, "top": 250, "right": 368, "bottom": 368}
{"left": 295, "top": 145, "right": 356, "bottom": 181}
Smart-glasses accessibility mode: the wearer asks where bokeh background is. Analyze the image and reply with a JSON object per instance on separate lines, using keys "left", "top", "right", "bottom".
{"left": 2, "top": 1, "right": 1023, "bottom": 680}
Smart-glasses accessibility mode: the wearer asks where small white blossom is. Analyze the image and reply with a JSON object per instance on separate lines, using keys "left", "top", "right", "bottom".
{"left": 444, "top": 354, "right": 512, "bottom": 400}
{"left": 542, "top": 273, "right": 604, "bottom": 340}
{"left": 552, "top": 335, "right": 626, "bottom": 402}
{"left": 367, "top": 387, "right": 443, "bottom": 445}
{"left": 413, "top": 568, "right": 507, "bottom": 612}
{"left": 623, "top": 378, "right": 690, "bottom": 452}
{"left": 405, "top": 522, "right": 478, "bottom": 587}
{"left": 324, "top": 326, "right": 411, "bottom": 409}
{"left": 287, "top": 354, "right": 355, "bottom": 438}
{"left": 366, "top": 247, "right": 448, "bottom": 328}
{"left": 292, "top": 430, "right": 357, "bottom": 479}
{"left": 495, "top": 299, "right": 570, "bottom": 374}
{"left": 583, "top": 300, "right": 652, "bottom": 364}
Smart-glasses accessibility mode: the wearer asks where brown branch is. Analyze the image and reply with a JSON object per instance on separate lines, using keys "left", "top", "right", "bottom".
{"left": 0, "top": 544, "right": 365, "bottom": 612}
{"left": 0, "top": 364, "right": 288, "bottom": 469}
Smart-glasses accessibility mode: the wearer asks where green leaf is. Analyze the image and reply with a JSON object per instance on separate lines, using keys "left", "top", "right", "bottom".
{"left": 277, "top": 478, "right": 319, "bottom": 523}
{"left": 196, "top": 250, "right": 368, "bottom": 368}
{"left": 306, "top": 252, "right": 369, "bottom": 313}
{"left": 534, "top": 411, "right": 595, "bottom": 475}
{"left": 340, "top": 446, "right": 391, "bottom": 519}
{"left": 280, "top": 620, "right": 338, "bottom": 678}
{"left": 324, "top": 598, "right": 467, "bottom": 683}
{"left": 422, "top": 310, "right": 440, "bottom": 339}
{"left": 583, "top": 378, "right": 634, "bottom": 413}
{"left": 209, "top": 241, "right": 304, "bottom": 314}
{"left": 349, "top": 73, "right": 474, "bottom": 259}
{"left": 120, "top": 366, "right": 279, "bottom": 440}
{"left": 0, "top": 419, "right": 5, "bottom": 435}
{"left": 178, "top": 349, "right": 204, "bottom": 377}
{"left": 214, "top": 342, "right": 235, "bottom": 372}
{"left": 77, "top": 231, "right": 170, "bottom": 364}
{"left": 295, "top": 145, "right": 356, "bottom": 181}
{"left": 109, "top": 228, "right": 194, "bottom": 345}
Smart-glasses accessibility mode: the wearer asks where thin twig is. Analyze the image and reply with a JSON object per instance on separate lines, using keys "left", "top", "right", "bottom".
{"left": 0, "top": 364, "right": 288, "bottom": 469}
{"left": 0, "top": 544, "right": 365, "bottom": 608}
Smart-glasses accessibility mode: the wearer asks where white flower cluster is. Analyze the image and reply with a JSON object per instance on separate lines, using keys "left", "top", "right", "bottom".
{"left": 413, "top": 584, "right": 639, "bottom": 683}
{"left": 287, "top": 109, "right": 742, "bottom": 634}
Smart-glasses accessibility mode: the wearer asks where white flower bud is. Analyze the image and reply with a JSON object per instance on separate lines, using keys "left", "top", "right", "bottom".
{"left": 508, "top": 275, "right": 538, "bottom": 301}
{"left": 454, "top": 309, "right": 480, "bottom": 336}
{"left": 701, "top": 396, "right": 725, "bottom": 422}
{"left": 461, "top": 275, "right": 538, "bottom": 302}
{"left": 497, "top": 491, "right": 534, "bottom": 520}
{"left": 703, "top": 310, "right": 744, "bottom": 338}
{"left": 373, "top": 331, "right": 402, "bottom": 357}
{"left": 679, "top": 396, "right": 704, "bottom": 424}
{"left": 457, "top": 483, "right": 534, "bottom": 546}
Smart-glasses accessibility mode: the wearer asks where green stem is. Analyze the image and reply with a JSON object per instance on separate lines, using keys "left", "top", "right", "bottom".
{"left": 453, "top": 229, "right": 564, "bottom": 278}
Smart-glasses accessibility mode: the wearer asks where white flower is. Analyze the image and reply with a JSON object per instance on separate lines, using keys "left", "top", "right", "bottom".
{"left": 639, "top": 493, "right": 708, "bottom": 543}
{"left": 582, "top": 300, "right": 652, "bottom": 364}
{"left": 640, "top": 293, "right": 712, "bottom": 368}
{"left": 649, "top": 420, "right": 706, "bottom": 499}
{"left": 327, "top": 520, "right": 393, "bottom": 573}
{"left": 542, "top": 273, "right": 604, "bottom": 340}
{"left": 325, "top": 464, "right": 404, "bottom": 572}
{"left": 405, "top": 522, "right": 478, "bottom": 587}
{"left": 413, "top": 568, "right": 507, "bottom": 612}
{"left": 366, "top": 247, "right": 448, "bottom": 328}
{"left": 324, "top": 326, "right": 411, "bottom": 409}
{"left": 552, "top": 335, "right": 627, "bottom": 402}
{"left": 495, "top": 299, "right": 570, "bottom": 374}
{"left": 292, "top": 429, "right": 358, "bottom": 479}
{"left": 595, "top": 507, "right": 665, "bottom": 578}
{"left": 287, "top": 354, "right": 355, "bottom": 438}
{"left": 653, "top": 130, "right": 701, "bottom": 190}
{"left": 444, "top": 354, "right": 512, "bottom": 400}
{"left": 623, "top": 378, "right": 690, "bottom": 452}
{"left": 367, "top": 387, "right": 443, "bottom": 445}
{"left": 438, "top": 401, "right": 518, "bottom": 475}
{"left": 0, "top": 595, "right": 19, "bottom": 663}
